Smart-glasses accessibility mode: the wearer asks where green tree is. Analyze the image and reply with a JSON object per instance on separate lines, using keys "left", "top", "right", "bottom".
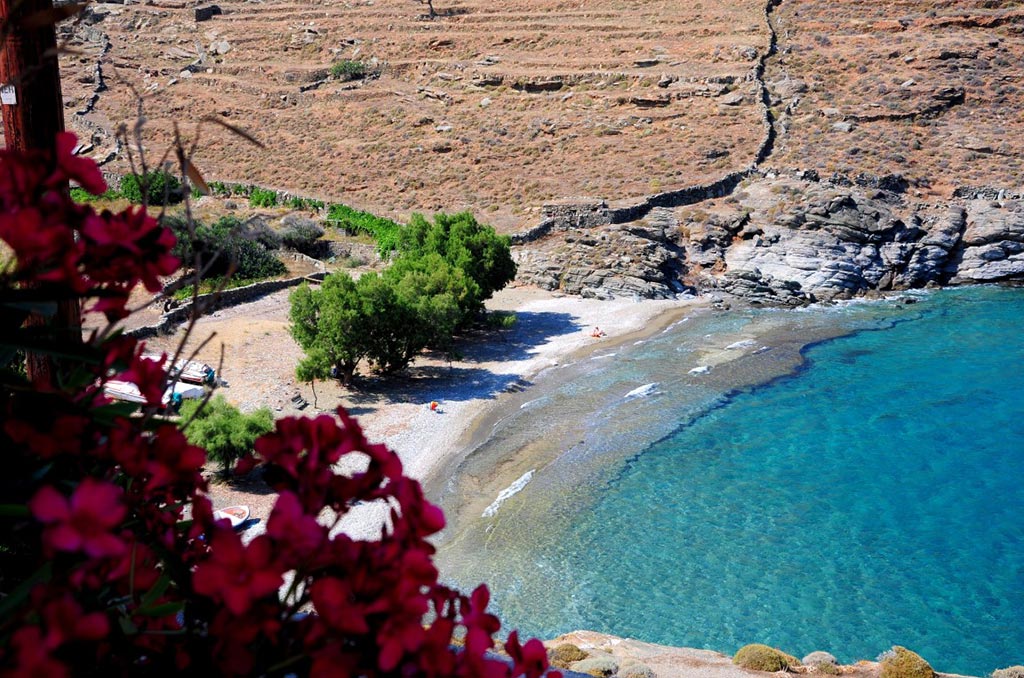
{"left": 355, "top": 272, "right": 426, "bottom": 374}
{"left": 397, "top": 212, "right": 516, "bottom": 318}
{"left": 385, "top": 252, "right": 474, "bottom": 346}
{"left": 289, "top": 212, "right": 515, "bottom": 386}
{"left": 179, "top": 395, "right": 274, "bottom": 474}
{"left": 119, "top": 170, "right": 183, "bottom": 206}
{"left": 289, "top": 275, "right": 369, "bottom": 385}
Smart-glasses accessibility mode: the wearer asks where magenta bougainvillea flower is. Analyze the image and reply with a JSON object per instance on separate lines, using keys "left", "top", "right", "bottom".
{"left": 0, "top": 133, "right": 558, "bottom": 678}
{"left": 29, "top": 479, "right": 127, "bottom": 558}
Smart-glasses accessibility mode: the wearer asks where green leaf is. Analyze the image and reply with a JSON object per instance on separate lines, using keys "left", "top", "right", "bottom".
{"left": 140, "top": 573, "right": 172, "bottom": 609}
{"left": 136, "top": 601, "right": 185, "bottom": 618}
{"left": 118, "top": 615, "right": 139, "bottom": 634}
{"left": 0, "top": 504, "right": 30, "bottom": 517}
{"left": 0, "top": 561, "right": 51, "bottom": 620}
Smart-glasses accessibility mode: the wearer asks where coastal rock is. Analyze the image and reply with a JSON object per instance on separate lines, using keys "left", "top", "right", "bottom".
{"left": 513, "top": 177, "right": 1024, "bottom": 306}
{"left": 950, "top": 200, "right": 1024, "bottom": 283}
{"left": 898, "top": 207, "right": 965, "bottom": 287}
{"left": 570, "top": 655, "right": 619, "bottom": 677}
{"left": 803, "top": 651, "right": 840, "bottom": 669}
{"left": 718, "top": 187, "right": 919, "bottom": 299}
{"left": 513, "top": 208, "right": 688, "bottom": 299}
{"left": 688, "top": 179, "right": 1024, "bottom": 301}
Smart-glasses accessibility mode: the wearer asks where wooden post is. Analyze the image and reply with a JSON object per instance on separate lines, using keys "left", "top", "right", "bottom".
{"left": 1, "top": 0, "right": 82, "bottom": 385}
{"left": 0, "top": 0, "right": 66, "bottom": 151}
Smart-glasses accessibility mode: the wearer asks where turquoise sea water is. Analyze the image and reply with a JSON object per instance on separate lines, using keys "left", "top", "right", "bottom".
{"left": 437, "top": 286, "right": 1024, "bottom": 676}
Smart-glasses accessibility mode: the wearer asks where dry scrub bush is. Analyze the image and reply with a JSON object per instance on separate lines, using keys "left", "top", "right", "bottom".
{"left": 733, "top": 643, "right": 801, "bottom": 672}
{"left": 548, "top": 643, "right": 589, "bottom": 669}
{"left": 879, "top": 646, "right": 935, "bottom": 678}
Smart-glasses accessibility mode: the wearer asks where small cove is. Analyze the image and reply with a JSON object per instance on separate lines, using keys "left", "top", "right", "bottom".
{"left": 435, "top": 286, "right": 1024, "bottom": 676}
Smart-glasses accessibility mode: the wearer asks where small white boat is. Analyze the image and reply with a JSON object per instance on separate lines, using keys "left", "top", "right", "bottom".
{"left": 103, "top": 378, "right": 204, "bottom": 407}
{"left": 173, "top": 359, "right": 216, "bottom": 385}
{"left": 143, "top": 354, "right": 216, "bottom": 385}
{"left": 213, "top": 505, "right": 250, "bottom": 529}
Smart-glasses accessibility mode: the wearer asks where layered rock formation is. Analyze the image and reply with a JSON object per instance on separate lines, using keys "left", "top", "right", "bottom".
{"left": 513, "top": 176, "right": 1024, "bottom": 305}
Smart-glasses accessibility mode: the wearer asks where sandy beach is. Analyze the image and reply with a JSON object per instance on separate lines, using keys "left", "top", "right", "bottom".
{"left": 146, "top": 284, "right": 705, "bottom": 533}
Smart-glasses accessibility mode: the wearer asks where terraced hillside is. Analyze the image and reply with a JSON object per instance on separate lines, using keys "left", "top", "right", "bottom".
{"left": 768, "top": 0, "right": 1024, "bottom": 196}
{"left": 38, "top": 0, "right": 1024, "bottom": 230}
{"left": 53, "top": 0, "right": 768, "bottom": 227}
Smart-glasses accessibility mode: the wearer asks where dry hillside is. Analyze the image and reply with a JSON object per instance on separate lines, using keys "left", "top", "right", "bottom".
{"left": 22, "top": 0, "right": 1024, "bottom": 229}
{"left": 55, "top": 0, "right": 768, "bottom": 229}
{"left": 769, "top": 0, "right": 1024, "bottom": 197}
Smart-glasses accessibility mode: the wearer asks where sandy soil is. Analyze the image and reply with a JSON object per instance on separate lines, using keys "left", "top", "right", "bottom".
{"left": 143, "top": 284, "right": 702, "bottom": 531}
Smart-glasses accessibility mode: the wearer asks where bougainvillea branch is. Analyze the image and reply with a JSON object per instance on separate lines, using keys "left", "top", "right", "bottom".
{"left": 0, "top": 134, "right": 558, "bottom": 678}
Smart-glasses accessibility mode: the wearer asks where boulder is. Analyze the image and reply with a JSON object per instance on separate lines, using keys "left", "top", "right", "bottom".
{"left": 802, "top": 651, "right": 839, "bottom": 673}
{"left": 951, "top": 200, "right": 1024, "bottom": 283}
{"left": 194, "top": 5, "right": 221, "bottom": 22}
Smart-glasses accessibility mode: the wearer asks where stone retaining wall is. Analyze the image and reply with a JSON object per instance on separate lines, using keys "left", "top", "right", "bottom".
{"left": 510, "top": 0, "right": 781, "bottom": 241}
{"left": 128, "top": 272, "right": 327, "bottom": 339}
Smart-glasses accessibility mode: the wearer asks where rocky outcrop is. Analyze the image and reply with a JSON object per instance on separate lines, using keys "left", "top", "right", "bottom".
{"left": 716, "top": 190, "right": 927, "bottom": 300}
{"left": 543, "top": 631, "right": 982, "bottom": 678}
{"left": 513, "top": 177, "right": 1024, "bottom": 304}
{"left": 711, "top": 187, "right": 1024, "bottom": 302}
{"left": 951, "top": 200, "right": 1024, "bottom": 283}
{"left": 514, "top": 208, "right": 688, "bottom": 299}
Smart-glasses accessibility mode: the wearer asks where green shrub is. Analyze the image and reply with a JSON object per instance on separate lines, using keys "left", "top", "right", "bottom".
{"left": 619, "top": 659, "right": 655, "bottom": 678}
{"left": 209, "top": 180, "right": 231, "bottom": 197}
{"left": 119, "top": 170, "right": 182, "bottom": 206}
{"left": 879, "top": 647, "right": 934, "bottom": 678}
{"left": 249, "top": 186, "right": 279, "bottom": 208}
{"left": 281, "top": 216, "right": 325, "bottom": 254}
{"left": 330, "top": 59, "right": 367, "bottom": 81}
{"left": 172, "top": 216, "right": 286, "bottom": 282}
{"left": 70, "top": 186, "right": 120, "bottom": 203}
{"left": 325, "top": 203, "right": 402, "bottom": 255}
{"left": 547, "top": 644, "right": 588, "bottom": 669}
{"left": 485, "top": 310, "right": 517, "bottom": 330}
{"left": 337, "top": 253, "right": 369, "bottom": 268}
{"left": 286, "top": 196, "right": 325, "bottom": 211}
{"left": 733, "top": 644, "right": 801, "bottom": 672}
{"left": 803, "top": 651, "right": 840, "bottom": 674}
{"left": 249, "top": 218, "right": 283, "bottom": 250}
{"left": 233, "top": 236, "right": 287, "bottom": 279}
{"left": 170, "top": 274, "right": 267, "bottom": 301}
{"left": 179, "top": 395, "right": 273, "bottom": 473}
{"left": 397, "top": 211, "right": 517, "bottom": 317}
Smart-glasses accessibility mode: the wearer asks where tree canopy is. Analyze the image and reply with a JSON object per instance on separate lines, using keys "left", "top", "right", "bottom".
{"left": 290, "top": 211, "right": 515, "bottom": 383}
{"left": 397, "top": 211, "right": 517, "bottom": 314}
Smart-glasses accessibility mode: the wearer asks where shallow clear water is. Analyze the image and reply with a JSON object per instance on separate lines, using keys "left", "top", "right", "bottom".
{"left": 438, "top": 287, "right": 1024, "bottom": 675}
